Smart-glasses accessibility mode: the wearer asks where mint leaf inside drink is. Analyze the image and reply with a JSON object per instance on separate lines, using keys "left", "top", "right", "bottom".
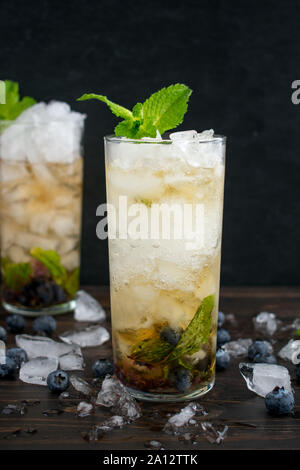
{"left": 0, "top": 80, "right": 36, "bottom": 121}
{"left": 77, "top": 83, "right": 192, "bottom": 138}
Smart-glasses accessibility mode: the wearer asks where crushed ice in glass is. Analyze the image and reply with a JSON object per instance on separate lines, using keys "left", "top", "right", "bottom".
{"left": 239, "top": 363, "right": 292, "bottom": 397}
{"left": 59, "top": 352, "right": 84, "bottom": 371}
{"left": 77, "top": 401, "right": 93, "bottom": 417}
{"left": 74, "top": 290, "right": 106, "bottom": 323}
{"left": 96, "top": 376, "right": 141, "bottom": 422}
{"left": 253, "top": 312, "right": 279, "bottom": 336}
{"left": 19, "top": 357, "right": 58, "bottom": 385}
{"left": 278, "top": 339, "right": 300, "bottom": 365}
{"left": 70, "top": 375, "right": 93, "bottom": 396}
{"left": 223, "top": 338, "right": 252, "bottom": 358}
{"left": 16, "top": 334, "right": 82, "bottom": 360}
{"left": 59, "top": 325, "right": 109, "bottom": 348}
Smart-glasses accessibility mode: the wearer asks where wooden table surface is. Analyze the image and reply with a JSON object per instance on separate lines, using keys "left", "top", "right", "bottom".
{"left": 0, "top": 286, "right": 299, "bottom": 451}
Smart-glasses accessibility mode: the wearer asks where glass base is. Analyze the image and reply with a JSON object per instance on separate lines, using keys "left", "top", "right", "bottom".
{"left": 2, "top": 300, "right": 76, "bottom": 317}
{"left": 125, "top": 378, "right": 215, "bottom": 403}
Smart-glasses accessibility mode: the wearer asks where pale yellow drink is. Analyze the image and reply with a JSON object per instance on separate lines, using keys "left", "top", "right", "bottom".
{"left": 105, "top": 131, "right": 225, "bottom": 401}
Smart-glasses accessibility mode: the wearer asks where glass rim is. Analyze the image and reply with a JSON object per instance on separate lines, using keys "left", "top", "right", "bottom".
{"left": 104, "top": 133, "right": 226, "bottom": 144}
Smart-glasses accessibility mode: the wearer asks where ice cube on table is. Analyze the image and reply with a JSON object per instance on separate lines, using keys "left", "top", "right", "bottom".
{"left": 97, "top": 415, "right": 125, "bottom": 432}
{"left": 77, "top": 401, "right": 93, "bottom": 417}
{"left": 170, "top": 130, "right": 198, "bottom": 141}
{"left": 74, "top": 290, "right": 106, "bottom": 322}
{"left": 59, "top": 325, "right": 109, "bottom": 348}
{"left": 19, "top": 357, "right": 58, "bottom": 385}
{"left": 278, "top": 340, "right": 300, "bottom": 365}
{"left": 70, "top": 375, "right": 93, "bottom": 396}
{"left": 96, "top": 376, "right": 141, "bottom": 422}
{"left": 0, "top": 341, "right": 6, "bottom": 364}
{"left": 59, "top": 352, "right": 84, "bottom": 371}
{"left": 223, "top": 338, "right": 252, "bottom": 358}
{"left": 253, "top": 312, "right": 278, "bottom": 335}
{"left": 163, "top": 402, "right": 206, "bottom": 435}
{"left": 239, "top": 363, "right": 292, "bottom": 397}
{"left": 16, "top": 334, "right": 82, "bottom": 360}
{"left": 200, "top": 422, "right": 228, "bottom": 444}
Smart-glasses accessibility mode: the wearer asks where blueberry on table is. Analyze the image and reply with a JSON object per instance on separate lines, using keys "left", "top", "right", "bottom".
{"left": 92, "top": 359, "right": 114, "bottom": 378}
{"left": 170, "top": 368, "right": 192, "bottom": 392}
{"left": 0, "top": 357, "right": 17, "bottom": 378}
{"left": 217, "top": 328, "right": 231, "bottom": 346}
{"left": 33, "top": 316, "right": 56, "bottom": 335}
{"left": 47, "top": 370, "right": 70, "bottom": 393}
{"left": 253, "top": 353, "right": 277, "bottom": 364}
{"left": 265, "top": 386, "right": 294, "bottom": 415}
{"left": 160, "top": 326, "right": 181, "bottom": 346}
{"left": 216, "top": 348, "right": 230, "bottom": 370}
{"left": 6, "top": 348, "right": 28, "bottom": 367}
{"left": 218, "top": 311, "right": 225, "bottom": 327}
{"left": 0, "top": 326, "right": 7, "bottom": 342}
{"left": 248, "top": 340, "right": 270, "bottom": 361}
{"left": 5, "top": 314, "right": 26, "bottom": 333}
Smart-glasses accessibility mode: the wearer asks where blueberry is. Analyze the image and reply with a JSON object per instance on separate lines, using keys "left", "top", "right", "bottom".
{"left": 5, "top": 314, "right": 26, "bottom": 333}
{"left": 170, "top": 368, "right": 192, "bottom": 392}
{"left": 36, "top": 282, "right": 54, "bottom": 305}
{"left": 47, "top": 370, "right": 70, "bottom": 393}
{"left": 296, "top": 365, "right": 300, "bottom": 383}
{"left": 6, "top": 348, "right": 27, "bottom": 367}
{"left": 52, "top": 284, "right": 68, "bottom": 303}
{"left": 252, "top": 353, "right": 277, "bottom": 364}
{"left": 33, "top": 316, "right": 56, "bottom": 335}
{"left": 248, "top": 340, "right": 270, "bottom": 361}
{"left": 0, "top": 326, "right": 7, "bottom": 342}
{"left": 265, "top": 386, "right": 294, "bottom": 415}
{"left": 0, "top": 357, "right": 17, "bottom": 378}
{"left": 217, "top": 328, "right": 231, "bottom": 346}
{"left": 92, "top": 359, "right": 114, "bottom": 378}
{"left": 160, "top": 326, "right": 182, "bottom": 346}
{"left": 216, "top": 348, "right": 230, "bottom": 370}
{"left": 218, "top": 311, "right": 225, "bottom": 327}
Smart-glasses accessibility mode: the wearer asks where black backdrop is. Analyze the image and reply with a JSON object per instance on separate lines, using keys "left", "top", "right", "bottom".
{"left": 2, "top": 0, "right": 300, "bottom": 286}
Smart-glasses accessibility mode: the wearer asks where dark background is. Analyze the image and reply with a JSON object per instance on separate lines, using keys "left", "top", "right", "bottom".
{"left": 2, "top": 0, "right": 300, "bottom": 286}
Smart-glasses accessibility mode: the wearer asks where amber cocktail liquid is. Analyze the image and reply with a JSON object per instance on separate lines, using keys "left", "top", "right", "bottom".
{"left": 105, "top": 131, "right": 225, "bottom": 402}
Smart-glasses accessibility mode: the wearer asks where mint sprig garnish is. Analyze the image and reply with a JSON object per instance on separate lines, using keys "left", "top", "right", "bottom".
{"left": 0, "top": 80, "right": 36, "bottom": 121}
{"left": 129, "top": 295, "right": 214, "bottom": 364}
{"left": 77, "top": 83, "right": 192, "bottom": 139}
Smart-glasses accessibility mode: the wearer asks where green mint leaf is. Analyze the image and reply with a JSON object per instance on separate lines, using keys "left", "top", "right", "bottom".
{"left": 2, "top": 261, "right": 32, "bottom": 291}
{"left": 30, "top": 247, "right": 67, "bottom": 285}
{"left": 296, "top": 328, "right": 300, "bottom": 337}
{"left": 142, "top": 83, "right": 192, "bottom": 135}
{"left": 0, "top": 80, "right": 36, "bottom": 121}
{"left": 77, "top": 83, "right": 192, "bottom": 138}
{"left": 64, "top": 267, "right": 80, "bottom": 298}
{"left": 129, "top": 337, "right": 174, "bottom": 364}
{"left": 166, "top": 295, "right": 214, "bottom": 363}
{"left": 77, "top": 93, "right": 133, "bottom": 121}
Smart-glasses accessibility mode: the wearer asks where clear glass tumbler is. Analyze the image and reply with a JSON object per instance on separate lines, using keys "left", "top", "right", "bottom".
{"left": 0, "top": 117, "right": 84, "bottom": 316}
{"left": 104, "top": 133, "right": 226, "bottom": 402}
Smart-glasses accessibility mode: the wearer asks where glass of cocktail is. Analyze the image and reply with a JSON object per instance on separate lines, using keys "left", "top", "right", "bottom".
{"left": 0, "top": 101, "right": 85, "bottom": 316}
{"left": 104, "top": 131, "right": 225, "bottom": 401}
